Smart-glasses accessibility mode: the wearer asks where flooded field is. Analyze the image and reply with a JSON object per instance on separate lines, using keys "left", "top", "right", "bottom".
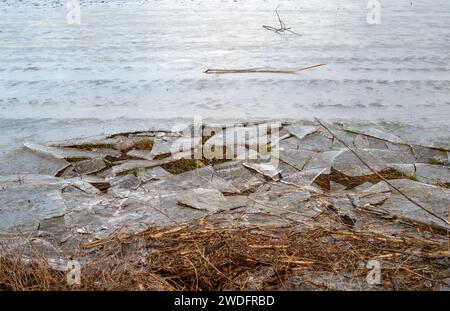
{"left": 0, "top": 0, "right": 449, "bottom": 149}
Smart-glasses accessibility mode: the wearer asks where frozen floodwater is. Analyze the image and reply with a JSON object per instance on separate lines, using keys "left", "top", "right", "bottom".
{"left": 0, "top": 0, "right": 449, "bottom": 152}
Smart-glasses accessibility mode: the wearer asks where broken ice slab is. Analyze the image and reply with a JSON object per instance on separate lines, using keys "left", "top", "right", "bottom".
{"left": 350, "top": 181, "right": 392, "bottom": 207}
{"left": 353, "top": 134, "right": 370, "bottom": 149}
{"left": 233, "top": 147, "right": 260, "bottom": 161}
{"left": 0, "top": 148, "right": 70, "bottom": 176}
{"left": 46, "top": 134, "right": 121, "bottom": 148}
{"left": 352, "top": 181, "right": 375, "bottom": 192}
{"left": 145, "top": 165, "right": 240, "bottom": 195}
{"left": 414, "top": 164, "right": 450, "bottom": 185}
{"left": 324, "top": 125, "right": 390, "bottom": 152}
{"left": 302, "top": 150, "right": 345, "bottom": 174}
{"left": 278, "top": 136, "right": 302, "bottom": 151}
{"left": 411, "top": 145, "right": 449, "bottom": 165}
{"left": 203, "top": 126, "right": 272, "bottom": 158}
{"left": 248, "top": 191, "right": 324, "bottom": 224}
{"left": 110, "top": 174, "right": 141, "bottom": 190}
{"left": 24, "top": 142, "right": 104, "bottom": 160}
{"left": 253, "top": 188, "right": 311, "bottom": 208}
{"left": 148, "top": 137, "right": 176, "bottom": 158}
{"left": 245, "top": 135, "right": 273, "bottom": 154}
{"left": 360, "top": 179, "right": 450, "bottom": 231}
{"left": 276, "top": 161, "right": 301, "bottom": 178}
{"left": 37, "top": 215, "right": 67, "bottom": 235}
{"left": 329, "top": 181, "right": 347, "bottom": 192}
{"left": 278, "top": 148, "right": 316, "bottom": 171}
{"left": 328, "top": 197, "right": 357, "bottom": 226}
{"left": 151, "top": 136, "right": 201, "bottom": 157}
{"left": 88, "top": 195, "right": 210, "bottom": 239}
{"left": 209, "top": 176, "right": 241, "bottom": 194}
{"left": 126, "top": 149, "right": 154, "bottom": 160}
{"left": 137, "top": 166, "right": 172, "bottom": 183}
{"left": 288, "top": 270, "right": 375, "bottom": 291}
{"left": 0, "top": 175, "right": 68, "bottom": 232}
{"left": 282, "top": 167, "right": 327, "bottom": 189}
{"left": 116, "top": 136, "right": 155, "bottom": 152}
{"left": 64, "top": 189, "right": 207, "bottom": 238}
{"left": 64, "top": 178, "right": 102, "bottom": 194}
{"left": 64, "top": 209, "right": 115, "bottom": 238}
{"left": 331, "top": 148, "right": 416, "bottom": 177}
{"left": 342, "top": 123, "right": 404, "bottom": 144}
{"left": 108, "top": 174, "right": 142, "bottom": 198}
{"left": 177, "top": 188, "right": 231, "bottom": 212}
{"left": 325, "top": 127, "right": 359, "bottom": 150}
{"left": 63, "top": 185, "right": 169, "bottom": 236}
{"left": 285, "top": 124, "right": 319, "bottom": 140}
{"left": 146, "top": 166, "right": 172, "bottom": 178}
{"left": 384, "top": 141, "right": 411, "bottom": 153}
{"left": 388, "top": 164, "right": 416, "bottom": 178}
{"left": 393, "top": 127, "right": 450, "bottom": 150}
{"left": 352, "top": 122, "right": 450, "bottom": 150}
{"left": 0, "top": 238, "right": 65, "bottom": 267}
{"left": 111, "top": 159, "right": 168, "bottom": 175}
{"left": 47, "top": 132, "right": 154, "bottom": 153}
{"left": 127, "top": 136, "right": 201, "bottom": 160}
{"left": 213, "top": 161, "right": 265, "bottom": 193}
{"left": 73, "top": 158, "right": 107, "bottom": 175}
{"left": 243, "top": 162, "right": 282, "bottom": 181}
{"left": 296, "top": 130, "right": 333, "bottom": 152}
{"left": 90, "top": 148, "right": 123, "bottom": 159}
{"left": 76, "top": 174, "right": 110, "bottom": 191}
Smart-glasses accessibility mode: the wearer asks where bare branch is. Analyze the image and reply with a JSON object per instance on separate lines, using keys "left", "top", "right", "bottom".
{"left": 204, "top": 64, "right": 326, "bottom": 74}
{"left": 263, "top": 7, "right": 301, "bottom": 37}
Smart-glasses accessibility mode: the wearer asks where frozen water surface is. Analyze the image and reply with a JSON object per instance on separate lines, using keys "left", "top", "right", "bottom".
{"left": 0, "top": 0, "right": 449, "bottom": 152}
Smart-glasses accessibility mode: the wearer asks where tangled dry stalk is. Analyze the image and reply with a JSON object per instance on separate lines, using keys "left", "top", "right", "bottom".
{"left": 1, "top": 215, "right": 448, "bottom": 291}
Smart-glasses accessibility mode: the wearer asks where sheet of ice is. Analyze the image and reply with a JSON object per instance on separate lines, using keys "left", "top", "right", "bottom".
{"left": 0, "top": 0, "right": 449, "bottom": 152}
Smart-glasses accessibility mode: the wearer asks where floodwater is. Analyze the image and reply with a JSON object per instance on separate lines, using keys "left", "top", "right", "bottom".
{"left": 0, "top": 0, "right": 449, "bottom": 153}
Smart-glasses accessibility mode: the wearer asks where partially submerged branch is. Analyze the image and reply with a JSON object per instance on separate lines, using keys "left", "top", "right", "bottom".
{"left": 204, "top": 63, "right": 326, "bottom": 74}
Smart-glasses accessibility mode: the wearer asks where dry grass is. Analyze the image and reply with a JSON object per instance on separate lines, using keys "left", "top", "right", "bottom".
{"left": 0, "top": 248, "right": 173, "bottom": 291}
{"left": 1, "top": 219, "right": 448, "bottom": 291}
{"left": 314, "top": 168, "right": 416, "bottom": 191}
{"left": 133, "top": 139, "right": 154, "bottom": 151}
{"left": 161, "top": 158, "right": 205, "bottom": 175}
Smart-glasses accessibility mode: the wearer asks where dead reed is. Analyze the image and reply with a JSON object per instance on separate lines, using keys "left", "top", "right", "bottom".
{"left": 1, "top": 218, "right": 447, "bottom": 291}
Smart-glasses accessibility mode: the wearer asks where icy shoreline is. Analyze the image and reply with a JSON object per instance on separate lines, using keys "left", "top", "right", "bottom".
{"left": 1, "top": 119, "right": 449, "bottom": 237}
{"left": 0, "top": 119, "right": 449, "bottom": 290}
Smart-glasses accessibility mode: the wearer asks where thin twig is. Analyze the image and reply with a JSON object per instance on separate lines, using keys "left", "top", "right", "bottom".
{"left": 315, "top": 118, "right": 450, "bottom": 226}
{"left": 263, "top": 7, "right": 302, "bottom": 36}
